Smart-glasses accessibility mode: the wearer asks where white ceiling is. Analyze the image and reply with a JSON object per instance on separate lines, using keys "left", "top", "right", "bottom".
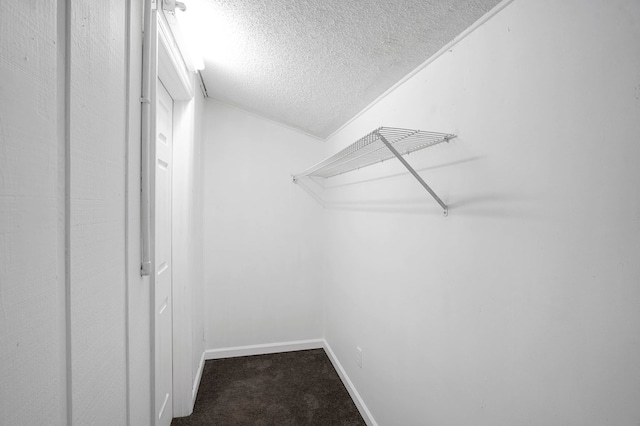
{"left": 190, "top": 0, "right": 503, "bottom": 139}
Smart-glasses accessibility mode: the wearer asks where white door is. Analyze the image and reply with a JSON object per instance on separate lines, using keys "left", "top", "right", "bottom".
{"left": 155, "top": 79, "right": 173, "bottom": 426}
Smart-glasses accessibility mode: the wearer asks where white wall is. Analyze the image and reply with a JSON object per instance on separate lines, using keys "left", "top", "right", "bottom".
{"left": 322, "top": 0, "right": 640, "bottom": 425}
{"left": 126, "top": 1, "right": 151, "bottom": 425}
{"left": 1, "top": 1, "right": 130, "bottom": 424}
{"left": 68, "top": 1, "right": 128, "bottom": 423}
{"left": 203, "top": 100, "right": 325, "bottom": 351}
{"left": 2, "top": 2, "right": 206, "bottom": 424}
{"left": 0, "top": 2, "right": 67, "bottom": 424}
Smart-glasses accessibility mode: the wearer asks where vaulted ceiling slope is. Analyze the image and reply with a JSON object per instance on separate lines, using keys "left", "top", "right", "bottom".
{"left": 195, "top": 0, "right": 503, "bottom": 139}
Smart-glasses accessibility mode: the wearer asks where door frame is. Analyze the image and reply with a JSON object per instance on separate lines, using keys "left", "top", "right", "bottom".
{"left": 146, "top": 6, "right": 196, "bottom": 423}
{"left": 153, "top": 76, "right": 174, "bottom": 426}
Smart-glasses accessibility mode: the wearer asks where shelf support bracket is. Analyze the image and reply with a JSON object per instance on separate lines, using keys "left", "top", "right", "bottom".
{"left": 377, "top": 132, "right": 449, "bottom": 216}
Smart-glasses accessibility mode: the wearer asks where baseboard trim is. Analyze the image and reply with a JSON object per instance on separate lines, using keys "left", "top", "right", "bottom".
{"left": 322, "top": 340, "right": 378, "bottom": 426}
{"left": 204, "top": 339, "right": 325, "bottom": 360}
{"left": 202, "top": 338, "right": 377, "bottom": 426}
{"left": 192, "top": 350, "right": 206, "bottom": 406}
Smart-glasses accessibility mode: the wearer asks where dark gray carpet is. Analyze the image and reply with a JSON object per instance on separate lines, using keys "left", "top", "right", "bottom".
{"left": 172, "top": 349, "right": 366, "bottom": 426}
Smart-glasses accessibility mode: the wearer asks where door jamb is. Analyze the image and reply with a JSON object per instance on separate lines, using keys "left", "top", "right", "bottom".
{"left": 146, "top": 7, "right": 196, "bottom": 423}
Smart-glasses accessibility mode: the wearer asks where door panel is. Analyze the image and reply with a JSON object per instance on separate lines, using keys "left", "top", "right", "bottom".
{"left": 155, "top": 80, "right": 173, "bottom": 426}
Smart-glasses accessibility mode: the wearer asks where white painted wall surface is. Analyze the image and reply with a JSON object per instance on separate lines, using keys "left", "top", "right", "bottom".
{"left": 203, "top": 100, "right": 325, "bottom": 350}
{"left": 0, "top": 2, "right": 67, "bottom": 425}
{"left": 2, "top": 2, "right": 204, "bottom": 424}
{"left": 322, "top": 0, "right": 640, "bottom": 424}
{"left": 68, "top": 1, "right": 127, "bottom": 424}
{"left": 125, "top": 1, "right": 151, "bottom": 425}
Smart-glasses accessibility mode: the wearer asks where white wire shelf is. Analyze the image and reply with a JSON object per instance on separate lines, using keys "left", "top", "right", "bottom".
{"left": 292, "top": 127, "right": 456, "bottom": 215}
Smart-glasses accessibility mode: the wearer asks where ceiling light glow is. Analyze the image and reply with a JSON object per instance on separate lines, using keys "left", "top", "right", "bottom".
{"left": 176, "top": 0, "right": 245, "bottom": 70}
{"left": 175, "top": 1, "right": 206, "bottom": 70}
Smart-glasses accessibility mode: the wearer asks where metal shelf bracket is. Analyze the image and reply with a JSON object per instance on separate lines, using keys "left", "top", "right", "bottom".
{"left": 376, "top": 131, "right": 449, "bottom": 216}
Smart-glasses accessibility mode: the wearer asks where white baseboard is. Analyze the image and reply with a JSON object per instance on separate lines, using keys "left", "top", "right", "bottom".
{"left": 192, "top": 350, "right": 206, "bottom": 406}
{"left": 202, "top": 338, "right": 377, "bottom": 426}
{"left": 204, "top": 338, "right": 325, "bottom": 360}
{"left": 322, "top": 340, "right": 378, "bottom": 426}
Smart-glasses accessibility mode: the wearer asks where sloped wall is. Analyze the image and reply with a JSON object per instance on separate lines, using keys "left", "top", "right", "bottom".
{"left": 322, "top": 0, "right": 640, "bottom": 424}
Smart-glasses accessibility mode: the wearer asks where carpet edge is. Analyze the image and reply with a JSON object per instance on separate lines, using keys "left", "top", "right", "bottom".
{"left": 202, "top": 338, "right": 378, "bottom": 426}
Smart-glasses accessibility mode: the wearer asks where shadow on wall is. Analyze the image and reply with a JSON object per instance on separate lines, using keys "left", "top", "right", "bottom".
{"left": 294, "top": 155, "right": 540, "bottom": 218}
{"left": 323, "top": 195, "right": 538, "bottom": 218}
{"left": 323, "top": 156, "right": 484, "bottom": 190}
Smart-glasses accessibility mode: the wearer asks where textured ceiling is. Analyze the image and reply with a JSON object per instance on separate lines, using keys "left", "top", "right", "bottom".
{"left": 193, "top": 0, "right": 503, "bottom": 139}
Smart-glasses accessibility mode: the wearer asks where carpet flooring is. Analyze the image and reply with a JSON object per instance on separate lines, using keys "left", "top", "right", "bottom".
{"left": 171, "top": 349, "right": 366, "bottom": 426}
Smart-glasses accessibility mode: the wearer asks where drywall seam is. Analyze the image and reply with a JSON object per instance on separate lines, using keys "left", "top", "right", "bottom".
{"left": 325, "top": 0, "right": 516, "bottom": 141}
{"left": 204, "top": 339, "right": 325, "bottom": 360}
{"left": 322, "top": 341, "right": 378, "bottom": 426}
{"left": 123, "top": 1, "right": 132, "bottom": 424}
{"left": 204, "top": 97, "right": 325, "bottom": 142}
{"left": 192, "top": 351, "right": 205, "bottom": 405}
{"left": 61, "top": 0, "right": 72, "bottom": 423}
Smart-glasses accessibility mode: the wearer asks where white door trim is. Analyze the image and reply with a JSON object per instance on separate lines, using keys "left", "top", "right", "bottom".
{"left": 154, "top": 9, "right": 196, "bottom": 421}
{"left": 154, "top": 77, "right": 174, "bottom": 426}
{"left": 157, "top": 15, "right": 193, "bottom": 101}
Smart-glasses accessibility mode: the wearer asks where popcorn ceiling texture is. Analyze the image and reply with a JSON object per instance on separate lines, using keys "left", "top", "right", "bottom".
{"left": 199, "top": 0, "right": 502, "bottom": 138}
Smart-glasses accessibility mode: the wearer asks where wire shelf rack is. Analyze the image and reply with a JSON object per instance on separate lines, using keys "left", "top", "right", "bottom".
{"left": 293, "top": 127, "right": 455, "bottom": 179}
{"left": 293, "top": 127, "right": 456, "bottom": 215}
